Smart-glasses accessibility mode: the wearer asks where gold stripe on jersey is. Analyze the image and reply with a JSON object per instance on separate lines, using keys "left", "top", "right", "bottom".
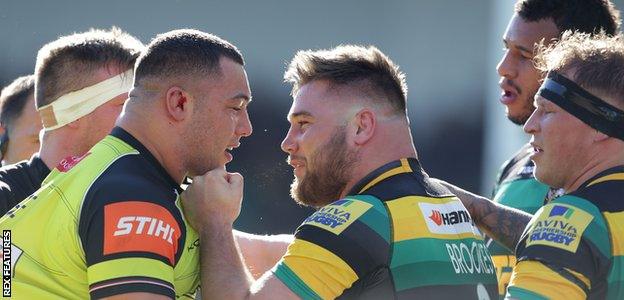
{"left": 566, "top": 268, "right": 591, "bottom": 290}
{"left": 358, "top": 158, "right": 412, "bottom": 193}
{"left": 510, "top": 261, "right": 587, "bottom": 299}
{"left": 282, "top": 238, "right": 358, "bottom": 299}
{"left": 88, "top": 257, "right": 174, "bottom": 286}
{"left": 386, "top": 196, "right": 479, "bottom": 242}
{"left": 491, "top": 254, "right": 516, "bottom": 296}
{"left": 587, "top": 173, "right": 624, "bottom": 187}
{"left": 604, "top": 211, "right": 624, "bottom": 256}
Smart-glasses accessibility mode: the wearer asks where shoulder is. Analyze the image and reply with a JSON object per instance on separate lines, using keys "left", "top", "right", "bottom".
{"left": 0, "top": 160, "right": 31, "bottom": 182}
{"left": 518, "top": 197, "right": 610, "bottom": 273}
{"left": 78, "top": 154, "right": 182, "bottom": 233}
{"left": 299, "top": 195, "right": 387, "bottom": 238}
{"left": 495, "top": 144, "right": 534, "bottom": 184}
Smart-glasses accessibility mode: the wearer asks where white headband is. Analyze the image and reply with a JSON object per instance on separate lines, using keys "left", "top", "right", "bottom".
{"left": 38, "top": 69, "right": 134, "bottom": 131}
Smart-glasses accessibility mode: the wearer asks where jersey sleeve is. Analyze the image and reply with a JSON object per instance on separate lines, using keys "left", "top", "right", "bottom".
{"left": 273, "top": 196, "right": 390, "bottom": 299}
{"left": 507, "top": 198, "right": 611, "bottom": 299}
{"left": 78, "top": 176, "right": 186, "bottom": 298}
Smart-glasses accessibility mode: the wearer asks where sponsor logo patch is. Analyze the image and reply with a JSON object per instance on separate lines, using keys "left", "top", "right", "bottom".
{"left": 56, "top": 152, "right": 91, "bottom": 172}
{"left": 104, "top": 201, "right": 181, "bottom": 264}
{"left": 302, "top": 199, "right": 372, "bottom": 235}
{"left": 525, "top": 203, "right": 593, "bottom": 253}
{"left": 419, "top": 201, "right": 477, "bottom": 235}
{"left": 445, "top": 240, "right": 495, "bottom": 275}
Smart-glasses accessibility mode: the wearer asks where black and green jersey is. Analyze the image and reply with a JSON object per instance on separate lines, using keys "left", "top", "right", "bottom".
{"left": 273, "top": 158, "right": 498, "bottom": 299}
{"left": 489, "top": 143, "right": 550, "bottom": 296}
{"left": 0, "top": 127, "right": 199, "bottom": 299}
{"left": 508, "top": 166, "right": 624, "bottom": 299}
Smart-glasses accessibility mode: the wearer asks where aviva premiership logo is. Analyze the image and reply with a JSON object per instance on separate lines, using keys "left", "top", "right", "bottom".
{"left": 303, "top": 199, "right": 372, "bottom": 235}
{"left": 526, "top": 204, "right": 593, "bottom": 253}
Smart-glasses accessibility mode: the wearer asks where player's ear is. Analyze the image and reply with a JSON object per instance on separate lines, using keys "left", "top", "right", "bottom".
{"left": 165, "top": 86, "right": 192, "bottom": 121}
{"left": 352, "top": 108, "right": 375, "bottom": 145}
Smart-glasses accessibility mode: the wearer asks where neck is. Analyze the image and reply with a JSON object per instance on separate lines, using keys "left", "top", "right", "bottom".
{"left": 116, "top": 109, "right": 186, "bottom": 184}
{"left": 339, "top": 119, "right": 417, "bottom": 198}
{"left": 563, "top": 148, "right": 624, "bottom": 193}
{"left": 39, "top": 129, "right": 81, "bottom": 169}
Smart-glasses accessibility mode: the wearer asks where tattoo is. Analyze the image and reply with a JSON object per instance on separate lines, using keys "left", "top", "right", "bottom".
{"left": 438, "top": 180, "right": 532, "bottom": 253}
{"left": 473, "top": 200, "right": 532, "bottom": 252}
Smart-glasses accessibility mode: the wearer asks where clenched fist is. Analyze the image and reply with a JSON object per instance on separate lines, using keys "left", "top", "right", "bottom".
{"left": 181, "top": 168, "right": 244, "bottom": 233}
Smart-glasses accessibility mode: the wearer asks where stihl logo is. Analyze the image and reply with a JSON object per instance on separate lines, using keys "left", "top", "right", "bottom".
{"left": 428, "top": 209, "right": 471, "bottom": 226}
{"left": 104, "top": 201, "right": 181, "bottom": 264}
{"left": 114, "top": 216, "right": 175, "bottom": 244}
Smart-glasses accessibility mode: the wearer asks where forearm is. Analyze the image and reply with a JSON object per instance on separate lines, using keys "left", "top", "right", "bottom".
{"left": 470, "top": 196, "right": 532, "bottom": 252}
{"left": 439, "top": 181, "right": 532, "bottom": 252}
{"left": 199, "top": 222, "right": 253, "bottom": 300}
{"left": 234, "top": 230, "right": 293, "bottom": 279}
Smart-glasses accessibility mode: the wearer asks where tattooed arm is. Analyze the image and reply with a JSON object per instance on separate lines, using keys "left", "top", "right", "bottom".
{"left": 436, "top": 180, "right": 532, "bottom": 252}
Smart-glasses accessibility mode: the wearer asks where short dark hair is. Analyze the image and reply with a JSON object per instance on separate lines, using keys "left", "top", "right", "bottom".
{"left": 0, "top": 75, "right": 35, "bottom": 129}
{"left": 35, "top": 27, "right": 143, "bottom": 108}
{"left": 284, "top": 45, "right": 407, "bottom": 115}
{"left": 134, "top": 29, "right": 244, "bottom": 85}
{"left": 535, "top": 32, "right": 624, "bottom": 108}
{"left": 515, "top": 0, "right": 620, "bottom": 36}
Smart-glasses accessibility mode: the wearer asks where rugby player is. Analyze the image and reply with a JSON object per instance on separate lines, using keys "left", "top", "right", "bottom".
{"left": 0, "top": 29, "right": 288, "bottom": 299}
{"left": 0, "top": 75, "right": 40, "bottom": 166}
{"left": 506, "top": 31, "right": 624, "bottom": 299}
{"left": 441, "top": 0, "right": 620, "bottom": 296}
{"left": 183, "top": 45, "right": 499, "bottom": 299}
{"left": 0, "top": 28, "right": 142, "bottom": 214}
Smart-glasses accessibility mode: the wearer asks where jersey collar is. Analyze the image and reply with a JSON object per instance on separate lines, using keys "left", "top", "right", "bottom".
{"left": 347, "top": 157, "right": 422, "bottom": 195}
{"left": 580, "top": 165, "right": 624, "bottom": 189}
{"left": 110, "top": 126, "right": 184, "bottom": 194}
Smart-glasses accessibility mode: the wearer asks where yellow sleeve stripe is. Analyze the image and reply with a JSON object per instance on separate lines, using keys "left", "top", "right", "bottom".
{"left": 604, "top": 211, "right": 624, "bottom": 256}
{"left": 88, "top": 257, "right": 173, "bottom": 285}
{"left": 282, "top": 239, "right": 358, "bottom": 299}
{"left": 565, "top": 268, "right": 591, "bottom": 290}
{"left": 508, "top": 261, "right": 586, "bottom": 299}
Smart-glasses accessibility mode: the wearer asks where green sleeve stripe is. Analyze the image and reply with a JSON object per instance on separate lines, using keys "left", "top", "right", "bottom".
{"left": 342, "top": 195, "right": 391, "bottom": 243}
{"left": 88, "top": 257, "right": 173, "bottom": 284}
{"left": 273, "top": 262, "right": 322, "bottom": 300}
{"left": 506, "top": 286, "right": 549, "bottom": 300}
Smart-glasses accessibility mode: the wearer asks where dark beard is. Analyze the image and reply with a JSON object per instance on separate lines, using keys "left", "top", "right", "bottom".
{"left": 508, "top": 94, "right": 536, "bottom": 126}
{"left": 290, "top": 127, "right": 359, "bottom": 208}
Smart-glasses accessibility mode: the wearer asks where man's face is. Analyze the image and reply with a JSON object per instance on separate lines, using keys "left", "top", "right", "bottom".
{"left": 83, "top": 92, "right": 127, "bottom": 151}
{"left": 184, "top": 57, "right": 253, "bottom": 176}
{"left": 281, "top": 80, "right": 359, "bottom": 208}
{"left": 2, "top": 94, "right": 42, "bottom": 164}
{"left": 523, "top": 80, "right": 596, "bottom": 189}
{"left": 497, "top": 14, "right": 559, "bottom": 125}
{"left": 80, "top": 68, "right": 131, "bottom": 154}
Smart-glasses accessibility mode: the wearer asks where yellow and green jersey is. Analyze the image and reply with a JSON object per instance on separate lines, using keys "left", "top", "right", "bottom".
{"left": 0, "top": 127, "right": 200, "bottom": 299}
{"left": 273, "top": 158, "right": 498, "bottom": 299}
{"left": 508, "top": 166, "right": 624, "bottom": 299}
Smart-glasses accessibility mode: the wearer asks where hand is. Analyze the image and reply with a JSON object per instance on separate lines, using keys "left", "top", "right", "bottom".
{"left": 181, "top": 168, "right": 244, "bottom": 233}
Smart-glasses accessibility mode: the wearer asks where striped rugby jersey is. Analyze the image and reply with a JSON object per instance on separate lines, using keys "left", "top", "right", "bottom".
{"left": 508, "top": 166, "right": 624, "bottom": 299}
{"left": 273, "top": 158, "right": 498, "bottom": 299}
{"left": 0, "top": 127, "right": 200, "bottom": 299}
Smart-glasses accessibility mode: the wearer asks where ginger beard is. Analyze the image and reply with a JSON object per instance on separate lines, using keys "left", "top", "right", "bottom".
{"left": 290, "top": 126, "right": 359, "bottom": 208}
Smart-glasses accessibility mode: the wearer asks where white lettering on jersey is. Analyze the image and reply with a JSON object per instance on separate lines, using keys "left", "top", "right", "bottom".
{"left": 113, "top": 216, "right": 175, "bottom": 244}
